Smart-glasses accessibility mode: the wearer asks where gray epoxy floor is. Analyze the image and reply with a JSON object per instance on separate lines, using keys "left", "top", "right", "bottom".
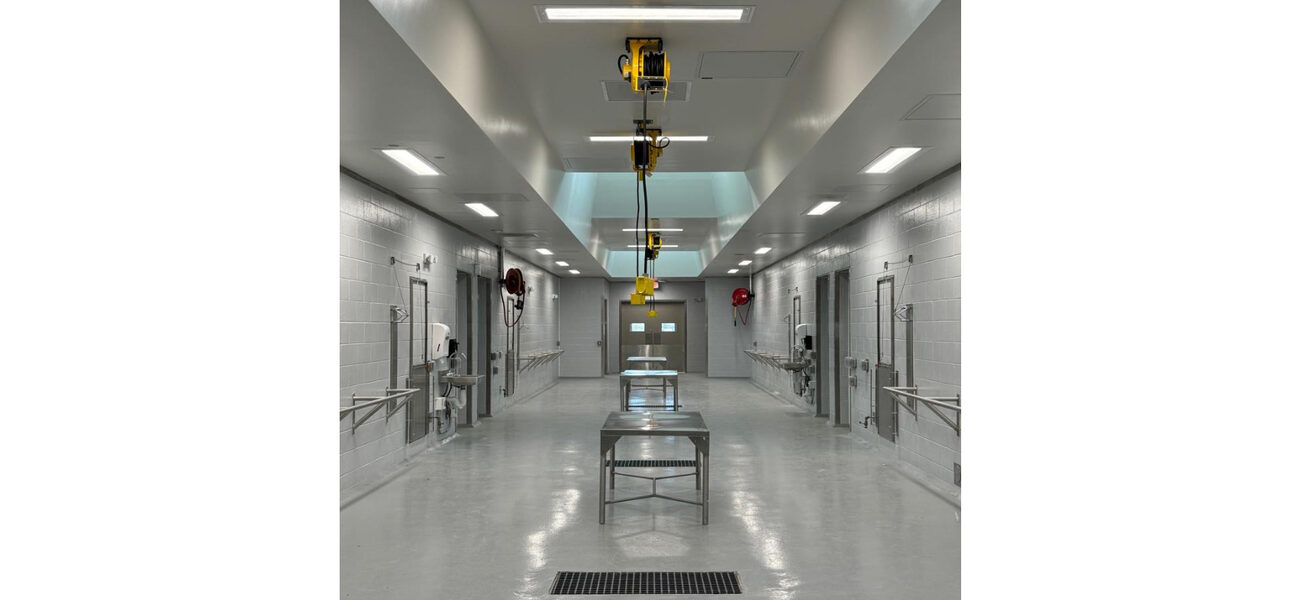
{"left": 341, "top": 375, "right": 959, "bottom": 599}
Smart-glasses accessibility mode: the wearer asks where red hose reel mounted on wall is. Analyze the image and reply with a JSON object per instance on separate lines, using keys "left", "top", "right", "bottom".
{"left": 732, "top": 287, "right": 754, "bottom": 326}
{"left": 501, "top": 268, "right": 526, "bottom": 328}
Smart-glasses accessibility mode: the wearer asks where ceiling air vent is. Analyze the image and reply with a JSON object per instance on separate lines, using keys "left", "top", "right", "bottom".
{"left": 903, "top": 94, "right": 960, "bottom": 120}
{"left": 698, "top": 51, "right": 799, "bottom": 79}
{"left": 490, "top": 230, "right": 539, "bottom": 239}
{"left": 835, "top": 184, "right": 891, "bottom": 194}
{"left": 456, "top": 192, "right": 530, "bottom": 204}
{"left": 602, "top": 80, "right": 691, "bottom": 102}
{"left": 563, "top": 157, "right": 632, "bottom": 172}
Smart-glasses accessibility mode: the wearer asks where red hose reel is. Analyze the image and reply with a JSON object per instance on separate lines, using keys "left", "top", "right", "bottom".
{"left": 731, "top": 287, "right": 754, "bottom": 326}
{"left": 501, "top": 268, "right": 526, "bottom": 328}
{"left": 504, "top": 268, "right": 525, "bottom": 296}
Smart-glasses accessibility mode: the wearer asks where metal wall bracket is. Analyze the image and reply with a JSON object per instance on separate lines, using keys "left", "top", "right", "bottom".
{"left": 883, "top": 254, "right": 913, "bottom": 270}
{"left": 520, "top": 348, "right": 565, "bottom": 371}
{"left": 883, "top": 386, "right": 961, "bottom": 436}
{"left": 341, "top": 388, "right": 419, "bottom": 434}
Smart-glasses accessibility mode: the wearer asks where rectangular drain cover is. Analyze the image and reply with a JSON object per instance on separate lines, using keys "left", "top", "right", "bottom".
{"left": 550, "top": 572, "right": 740, "bottom": 595}
{"left": 605, "top": 459, "right": 696, "bottom": 468}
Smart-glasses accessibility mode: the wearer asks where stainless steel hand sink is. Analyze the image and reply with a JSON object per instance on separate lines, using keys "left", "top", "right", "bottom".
{"left": 444, "top": 374, "right": 483, "bottom": 388}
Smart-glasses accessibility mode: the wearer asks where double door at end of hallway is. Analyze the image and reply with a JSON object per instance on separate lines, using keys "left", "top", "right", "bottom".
{"left": 618, "top": 301, "right": 686, "bottom": 372}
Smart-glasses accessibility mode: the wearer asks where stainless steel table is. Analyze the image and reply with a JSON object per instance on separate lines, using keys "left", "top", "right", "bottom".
{"left": 627, "top": 355, "right": 668, "bottom": 368}
{"left": 619, "top": 369, "right": 679, "bottom": 411}
{"left": 599, "top": 411, "right": 710, "bottom": 524}
{"left": 625, "top": 357, "right": 669, "bottom": 396}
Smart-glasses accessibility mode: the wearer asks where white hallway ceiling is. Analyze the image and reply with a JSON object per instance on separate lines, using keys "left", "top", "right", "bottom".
{"left": 466, "top": 0, "right": 844, "bottom": 173}
{"left": 341, "top": 0, "right": 603, "bottom": 276}
{"left": 341, "top": 0, "right": 960, "bottom": 278}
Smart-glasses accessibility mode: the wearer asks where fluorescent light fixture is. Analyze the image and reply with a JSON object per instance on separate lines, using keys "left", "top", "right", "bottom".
{"left": 862, "top": 147, "right": 924, "bottom": 174}
{"left": 380, "top": 148, "right": 440, "bottom": 176}
{"left": 621, "top": 228, "right": 684, "bottom": 232}
{"left": 541, "top": 6, "right": 749, "bottom": 22}
{"left": 536, "top": 248, "right": 553, "bottom": 255}
{"left": 754, "top": 247, "right": 772, "bottom": 254}
{"left": 628, "top": 244, "right": 679, "bottom": 248}
{"left": 727, "top": 268, "right": 739, "bottom": 274}
{"left": 464, "top": 203, "right": 498, "bottom": 217}
{"left": 807, "top": 201, "right": 841, "bottom": 216}
{"left": 555, "top": 261, "right": 569, "bottom": 267}
{"left": 568, "top": 269, "right": 581, "bottom": 275}
{"left": 738, "top": 260, "right": 752, "bottom": 266}
{"left": 590, "top": 135, "right": 709, "bottom": 143}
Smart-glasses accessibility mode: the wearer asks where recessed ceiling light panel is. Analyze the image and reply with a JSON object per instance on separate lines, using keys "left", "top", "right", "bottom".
{"left": 538, "top": 6, "right": 753, "bottom": 23}
{"left": 379, "top": 148, "right": 440, "bottom": 176}
{"left": 536, "top": 248, "right": 553, "bottom": 255}
{"left": 754, "top": 247, "right": 772, "bottom": 254}
{"left": 807, "top": 201, "right": 841, "bottom": 216}
{"left": 556, "top": 261, "right": 570, "bottom": 267}
{"left": 862, "top": 147, "right": 924, "bottom": 174}
{"left": 464, "top": 202, "right": 498, "bottom": 217}
{"left": 727, "top": 268, "right": 739, "bottom": 274}
{"left": 568, "top": 269, "right": 581, "bottom": 275}
{"left": 590, "top": 135, "right": 709, "bottom": 142}
{"left": 738, "top": 260, "right": 752, "bottom": 266}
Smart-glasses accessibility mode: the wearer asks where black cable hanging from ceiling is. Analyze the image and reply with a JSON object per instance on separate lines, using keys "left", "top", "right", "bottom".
{"left": 633, "top": 168, "right": 640, "bottom": 277}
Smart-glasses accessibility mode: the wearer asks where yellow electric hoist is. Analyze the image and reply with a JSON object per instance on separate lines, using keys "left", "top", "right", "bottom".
{"left": 630, "top": 127, "right": 663, "bottom": 178}
{"left": 619, "top": 38, "right": 670, "bottom": 94}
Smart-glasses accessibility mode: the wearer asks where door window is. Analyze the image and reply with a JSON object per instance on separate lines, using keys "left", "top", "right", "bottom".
{"left": 629, "top": 322, "right": 645, "bottom": 332}
{"left": 660, "top": 322, "right": 677, "bottom": 332}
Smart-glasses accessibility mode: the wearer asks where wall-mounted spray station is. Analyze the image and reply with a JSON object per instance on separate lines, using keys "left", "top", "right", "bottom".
{"left": 792, "top": 321, "right": 816, "bottom": 400}
{"left": 500, "top": 267, "right": 527, "bottom": 397}
{"left": 388, "top": 258, "right": 462, "bottom": 442}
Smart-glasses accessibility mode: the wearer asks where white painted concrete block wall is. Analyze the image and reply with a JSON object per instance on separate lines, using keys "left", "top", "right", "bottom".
{"left": 750, "top": 169, "right": 961, "bottom": 483}
{"left": 340, "top": 173, "right": 559, "bottom": 494}
{"left": 558, "top": 278, "right": 610, "bottom": 377}
{"left": 705, "top": 277, "right": 755, "bottom": 377}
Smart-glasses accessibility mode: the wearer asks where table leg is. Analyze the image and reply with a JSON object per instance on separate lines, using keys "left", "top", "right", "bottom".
{"left": 673, "top": 379, "right": 679, "bottom": 411}
{"left": 609, "top": 442, "right": 616, "bottom": 489}
{"left": 622, "top": 379, "right": 629, "bottom": 410}
{"left": 599, "top": 445, "right": 607, "bottom": 524}
{"left": 702, "top": 450, "right": 709, "bottom": 525}
{"left": 695, "top": 447, "right": 701, "bottom": 489}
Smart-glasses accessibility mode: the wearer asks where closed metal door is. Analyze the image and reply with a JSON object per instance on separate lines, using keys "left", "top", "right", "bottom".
{"left": 834, "top": 269, "right": 851, "bottom": 425}
{"left": 478, "top": 276, "right": 492, "bottom": 416}
{"left": 874, "top": 365, "right": 898, "bottom": 441}
{"left": 619, "top": 301, "right": 687, "bottom": 371}
{"left": 815, "top": 275, "right": 829, "bottom": 417}
{"left": 456, "top": 272, "right": 472, "bottom": 425}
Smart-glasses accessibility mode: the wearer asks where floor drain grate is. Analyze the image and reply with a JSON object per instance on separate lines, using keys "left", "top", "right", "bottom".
{"left": 604, "top": 459, "right": 697, "bottom": 468}
{"left": 549, "top": 571, "right": 740, "bottom": 595}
